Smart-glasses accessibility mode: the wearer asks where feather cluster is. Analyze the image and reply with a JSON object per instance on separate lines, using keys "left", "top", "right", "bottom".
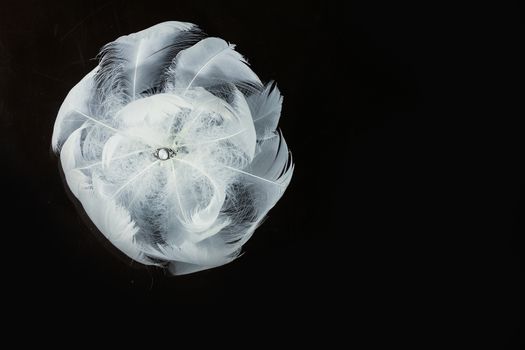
{"left": 52, "top": 21, "right": 293, "bottom": 275}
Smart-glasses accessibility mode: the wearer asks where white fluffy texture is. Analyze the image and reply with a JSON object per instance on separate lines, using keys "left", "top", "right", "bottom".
{"left": 52, "top": 21, "right": 293, "bottom": 275}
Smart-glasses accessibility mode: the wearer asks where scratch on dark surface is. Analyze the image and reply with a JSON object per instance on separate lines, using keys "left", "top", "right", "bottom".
{"left": 60, "top": 1, "right": 114, "bottom": 42}
{"left": 32, "top": 70, "right": 66, "bottom": 84}
{"left": 0, "top": 37, "right": 12, "bottom": 63}
{"left": 144, "top": 266, "right": 155, "bottom": 290}
{"left": 0, "top": 101, "right": 13, "bottom": 127}
{"left": 112, "top": 5, "right": 122, "bottom": 35}
{"left": 77, "top": 43, "right": 86, "bottom": 68}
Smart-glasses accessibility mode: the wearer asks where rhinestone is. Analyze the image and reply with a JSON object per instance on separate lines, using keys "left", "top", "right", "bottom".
{"left": 157, "top": 148, "right": 170, "bottom": 160}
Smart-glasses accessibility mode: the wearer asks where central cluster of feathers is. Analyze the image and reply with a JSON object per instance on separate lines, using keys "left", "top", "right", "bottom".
{"left": 52, "top": 21, "right": 293, "bottom": 275}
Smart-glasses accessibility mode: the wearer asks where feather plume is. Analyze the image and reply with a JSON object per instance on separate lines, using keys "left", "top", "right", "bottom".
{"left": 52, "top": 21, "right": 293, "bottom": 275}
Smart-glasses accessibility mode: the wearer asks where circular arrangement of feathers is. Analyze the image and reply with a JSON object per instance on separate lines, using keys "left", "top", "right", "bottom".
{"left": 52, "top": 21, "right": 293, "bottom": 275}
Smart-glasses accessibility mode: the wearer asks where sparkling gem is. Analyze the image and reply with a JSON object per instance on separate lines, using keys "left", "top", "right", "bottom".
{"left": 157, "top": 148, "right": 169, "bottom": 160}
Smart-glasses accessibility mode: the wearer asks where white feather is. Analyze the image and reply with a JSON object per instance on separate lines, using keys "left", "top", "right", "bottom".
{"left": 247, "top": 81, "right": 283, "bottom": 139}
{"left": 52, "top": 21, "right": 293, "bottom": 275}
{"left": 96, "top": 21, "right": 200, "bottom": 102}
{"left": 166, "top": 37, "right": 262, "bottom": 93}
{"left": 52, "top": 68, "right": 97, "bottom": 152}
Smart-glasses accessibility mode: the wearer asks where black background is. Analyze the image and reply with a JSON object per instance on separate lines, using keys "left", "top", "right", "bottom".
{"left": 0, "top": 0, "right": 521, "bottom": 344}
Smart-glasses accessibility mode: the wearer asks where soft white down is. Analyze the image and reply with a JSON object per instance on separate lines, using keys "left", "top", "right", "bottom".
{"left": 52, "top": 21, "right": 293, "bottom": 275}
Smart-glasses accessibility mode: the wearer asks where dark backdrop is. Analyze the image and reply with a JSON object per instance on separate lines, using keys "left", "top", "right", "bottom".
{"left": 0, "top": 0, "right": 521, "bottom": 345}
